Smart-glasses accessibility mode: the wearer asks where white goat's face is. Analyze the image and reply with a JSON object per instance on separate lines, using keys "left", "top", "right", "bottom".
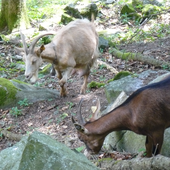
{"left": 25, "top": 53, "right": 42, "bottom": 83}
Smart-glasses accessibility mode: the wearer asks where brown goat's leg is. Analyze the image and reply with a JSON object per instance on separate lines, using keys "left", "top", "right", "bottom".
{"left": 145, "top": 136, "right": 153, "bottom": 157}
{"left": 152, "top": 132, "right": 164, "bottom": 156}
{"left": 80, "top": 74, "right": 89, "bottom": 94}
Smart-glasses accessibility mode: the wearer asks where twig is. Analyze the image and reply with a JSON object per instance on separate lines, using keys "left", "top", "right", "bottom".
{"left": 153, "top": 143, "right": 159, "bottom": 157}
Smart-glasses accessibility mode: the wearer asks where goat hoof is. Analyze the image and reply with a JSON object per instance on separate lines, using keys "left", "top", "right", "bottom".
{"left": 60, "top": 89, "right": 67, "bottom": 97}
{"left": 80, "top": 89, "right": 86, "bottom": 94}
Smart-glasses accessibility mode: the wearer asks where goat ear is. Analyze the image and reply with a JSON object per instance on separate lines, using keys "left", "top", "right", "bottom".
{"left": 72, "top": 117, "right": 89, "bottom": 134}
{"left": 74, "top": 123, "right": 85, "bottom": 132}
{"left": 40, "top": 45, "right": 45, "bottom": 53}
{"left": 74, "top": 123, "right": 89, "bottom": 134}
{"left": 90, "top": 98, "right": 101, "bottom": 122}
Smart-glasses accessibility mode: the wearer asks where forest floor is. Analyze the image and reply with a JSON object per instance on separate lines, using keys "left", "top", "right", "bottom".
{"left": 0, "top": 5, "right": 170, "bottom": 167}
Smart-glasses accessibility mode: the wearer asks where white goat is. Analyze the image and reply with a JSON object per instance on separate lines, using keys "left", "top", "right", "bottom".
{"left": 21, "top": 19, "right": 99, "bottom": 96}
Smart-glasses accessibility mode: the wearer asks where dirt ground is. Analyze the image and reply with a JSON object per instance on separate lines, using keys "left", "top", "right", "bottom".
{"left": 1, "top": 7, "right": 170, "bottom": 166}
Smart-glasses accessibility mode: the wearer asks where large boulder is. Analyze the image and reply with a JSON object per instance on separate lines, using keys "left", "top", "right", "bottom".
{"left": 61, "top": 3, "right": 98, "bottom": 24}
{"left": 103, "top": 71, "right": 170, "bottom": 156}
{"left": 0, "top": 131, "right": 99, "bottom": 170}
{"left": 0, "top": 78, "right": 59, "bottom": 109}
{"left": 105, "top": 70, "right": 169, "bottom": 103}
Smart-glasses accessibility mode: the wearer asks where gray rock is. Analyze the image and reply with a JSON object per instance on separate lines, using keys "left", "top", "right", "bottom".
{"left": 99, "top": 36, "right": 109, "bottom": 49}
{"left": 105, "top": 70, "right": 168, "bottom": 103}
{"left": 0, "top": 131, "right": 99, "bottom": 170}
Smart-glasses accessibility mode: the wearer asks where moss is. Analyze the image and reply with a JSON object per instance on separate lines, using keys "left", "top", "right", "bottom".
{"left": 60, "top": 13, "right": 75, "bottom": 25}
{"left": 0, "top": 68, "right": 6, "bottom": 71}
{"left": 107, "top": 71, "right": 132, "bottom": 83}
{"left": 88, "top": 81, "right": 105, "bottom": 89}
{"left": 142, "top": 4, "right": 161, "bottom": 17}
{"left": 0, "top": 78, "right": 18, "bottom": 107}
{"left": 12, "top": 79, "right": 29, "bottom": 85}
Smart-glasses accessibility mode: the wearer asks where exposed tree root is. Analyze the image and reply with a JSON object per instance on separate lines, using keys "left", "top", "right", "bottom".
{"left": 110, "top": 48, "right": 170, "bottom": 68}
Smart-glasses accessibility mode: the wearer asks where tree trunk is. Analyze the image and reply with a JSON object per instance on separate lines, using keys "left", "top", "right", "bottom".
{"left": 0, "top": 0, "right": 30, "bottom": 33}
{"left": 110, "top": 48, "right": 170, "bottom": 68}
{"left": 98, "top": 155, "right": 170, "bottom": 170}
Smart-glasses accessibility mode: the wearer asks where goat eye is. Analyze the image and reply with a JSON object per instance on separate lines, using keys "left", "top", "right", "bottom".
{"left": 32, "top": 58, "right": 37, "bottom": 64}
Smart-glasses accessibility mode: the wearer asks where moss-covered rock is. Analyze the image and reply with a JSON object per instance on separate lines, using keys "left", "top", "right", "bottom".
{"left": 39, "top": 64, "right": 52, "bottom": 75}
{"left": 60, "top": 13, "right": 75, "bottom": 25}
{"left": 0, "top": 78, "right": 59, "bottom": 109}
{"left": 120, "top": 4, "right": 140, "bottom": 21}
{"left": 80, "top": 3, "right": 98, "bottom": 21}
{"left": 142, "top": 4, "right": 161, "bottom": 18}
{"left": 64, "top": 5, "right": 82, "bottom": 19}
{"left": 0, "top": 78, "right": 18, "bottom": 107}
{"left": 0, "top": 131, "right": 100, "bottom": 170}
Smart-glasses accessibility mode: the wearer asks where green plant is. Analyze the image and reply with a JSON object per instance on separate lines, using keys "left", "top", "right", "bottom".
{"left": 162, "top": 64, "right": 170, "bottom": 70}
{"left": 9, "top": 107, "right": 22, "bottom": 117}
{"left": 99, "top": 75, "right": 106, "bottom": 82}
{"left": 57, "top": 112, "right": 68, "bottom": 124}
{"left": 18, "top": 98, "right": 29, "bottom": 107}
{"left": 121, "top": 13, "right": 131, "bottom": 24}
{"left": 75, "top": 146, "right": 85, "bottom": 152}
{"left": 99, "top": 48, "right": 104, "bottom": 54}
{"left": 67, "top": 102, "right": 74, "bottom": 109}
{"left": 99, "top": 64, "right": 107, "bottom": 70}
{"left": 9, "top": 62, "right": 16, "bottom": 68}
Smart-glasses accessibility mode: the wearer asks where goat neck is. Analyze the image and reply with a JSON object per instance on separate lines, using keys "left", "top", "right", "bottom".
{"left": 86, "top": 106, "right": 130, "bottom": 135}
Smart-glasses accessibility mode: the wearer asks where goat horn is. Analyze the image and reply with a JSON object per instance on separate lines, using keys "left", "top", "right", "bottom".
{"left": 20, "top": 31, "right": 28, "bottom": 55}
{"left": 71, "top": 116, "right": 76, "bottom": 124}
{"left": 29, "top": 32, "right": 56, "bottom": 54}
{"left": 77, "top": 98, "right": 86, "bottom": 125}
{"left": 90, "top": 98, "right": 101, "bottom": 122}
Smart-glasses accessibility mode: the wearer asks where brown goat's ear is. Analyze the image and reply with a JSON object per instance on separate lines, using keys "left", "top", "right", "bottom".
{"left": 90, "top": 99, "right": 101, "bottom": 122}
{"left": 74, "top": 123, "right": 85, "bottom": 132}
{"left": 74, "top": 123, "right": 89, "bottom": 134}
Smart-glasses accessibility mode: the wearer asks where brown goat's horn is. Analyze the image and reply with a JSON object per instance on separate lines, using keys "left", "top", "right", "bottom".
{"left": 20, "top": 31, "right": 28, "bottom": 55}
{"left": 29, "top": 32, "right": 56, "bottom": 54}
{"left": 77, "top": 98, "right": 86, "bottom": 125}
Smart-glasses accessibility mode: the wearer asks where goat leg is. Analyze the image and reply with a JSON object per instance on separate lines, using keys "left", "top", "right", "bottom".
{"left": 59, "top": 67, "right": 73, "bottom": 96}
{"left": 80, "top": 74, "right": 89, "bottom": 94}
{"left": 145, "top": 136, "right": 153, "bottom": 157}
{"left": 60, "top": 83, "right": 67, "bottom": 97}
{"left": 152, "top": 131, "right": 164, "bottom": 156}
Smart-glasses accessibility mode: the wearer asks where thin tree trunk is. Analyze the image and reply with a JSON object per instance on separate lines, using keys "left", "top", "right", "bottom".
{"left": 0, "top": 0, "right": 30, "bottom": 33}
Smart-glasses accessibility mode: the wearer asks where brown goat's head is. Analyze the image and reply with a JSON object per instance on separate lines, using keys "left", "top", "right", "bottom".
{"left": 20, "top": 32, "right": 54, "bottom": 83}
{"left": 72, "top": 98, "right": 104, "bottom": 154}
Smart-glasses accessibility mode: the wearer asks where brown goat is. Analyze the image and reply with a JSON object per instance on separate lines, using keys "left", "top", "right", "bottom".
{"left": 21, "top": 19, "right": 99, "bottom": 96}
{"left": 72, "top": 76, "right": 170, "bottom": 157}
